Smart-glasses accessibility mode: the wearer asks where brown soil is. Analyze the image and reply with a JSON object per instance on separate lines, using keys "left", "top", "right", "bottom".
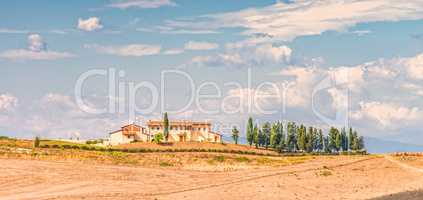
{"left": 1, "top": 155, "right": 423, "bottom": 200}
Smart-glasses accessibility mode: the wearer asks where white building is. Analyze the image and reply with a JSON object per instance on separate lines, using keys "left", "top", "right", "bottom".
{"left": 108, "top": 120, "right": 222, "bottom": 145}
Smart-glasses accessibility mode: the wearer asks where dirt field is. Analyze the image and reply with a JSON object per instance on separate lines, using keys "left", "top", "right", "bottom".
{"left": 1, "top": 154, "right": 423, "bottom": 200}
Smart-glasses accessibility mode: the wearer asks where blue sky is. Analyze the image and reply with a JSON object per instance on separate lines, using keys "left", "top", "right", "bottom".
{"left": 1, "top": 0, "right": 423, "bottom": 145}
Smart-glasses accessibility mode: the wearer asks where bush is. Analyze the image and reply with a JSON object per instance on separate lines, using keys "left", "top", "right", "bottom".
{"left": 52, "top": 144, "right": 59, "bottom": 148}
{"left": 34, "top": 136, "right": 40, "bottom": 148}
{"left": 81, "top": 146, "right": 90, "bottom": 150}
{"left": 152, "top": 133, "right": 164, "bottom": 144}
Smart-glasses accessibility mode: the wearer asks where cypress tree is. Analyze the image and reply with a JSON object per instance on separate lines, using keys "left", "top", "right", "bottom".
{"left": 163, "top": 112, "right": 169, "bottom": 142}
{"left": 348, "top": 127, "right": 354, "bottom": 151}
{"left": 318, "top": 129, "right": 324, "bottom": 152}
{"left": 262, "top": 122, "right": 271, "bottom": 149}
{"left": 231, "top": 126, "right": 239, "bottom": 145}
{"left": 246, "top": 117, "right": 254, "bottom": 146}
{"left": 253, "top": 124, "right": 259, "bottom": 148}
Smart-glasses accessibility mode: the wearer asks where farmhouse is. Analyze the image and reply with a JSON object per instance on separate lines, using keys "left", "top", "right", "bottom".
{"left": 147, "top": 120, "right": 221, "bottom": 143}
{"left": 108, "top": 124, "right": 149, "bottom": 145}
{"left": 108, "top": 120, "right": 221, "bottom": 145}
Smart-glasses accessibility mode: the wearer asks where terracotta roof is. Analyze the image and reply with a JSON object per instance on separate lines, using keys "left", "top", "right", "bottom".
{"left": 121, "top": 124, "right": 142, "bottom": 128}
{"left": 109, "top": 130, "right": 121, "bottom": 134}
{"left": 147, "top": 120, "right": 211, "bottom": 126}
{"left": 209, "top": 131, "right": 222, "bottom": 136}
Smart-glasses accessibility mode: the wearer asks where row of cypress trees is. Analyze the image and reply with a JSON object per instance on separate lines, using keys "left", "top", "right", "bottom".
{"left": 232, "top": 117, "right": 365, "bottom": 153}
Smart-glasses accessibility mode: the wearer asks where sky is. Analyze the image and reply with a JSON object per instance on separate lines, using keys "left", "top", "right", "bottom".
{"left": 1, "top": 0, "right": 423, "bottom": 145}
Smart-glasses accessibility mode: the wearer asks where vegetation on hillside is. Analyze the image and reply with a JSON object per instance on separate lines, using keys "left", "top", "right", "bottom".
{"left": 234, "top": 117, "right": 366, "bottom": 153}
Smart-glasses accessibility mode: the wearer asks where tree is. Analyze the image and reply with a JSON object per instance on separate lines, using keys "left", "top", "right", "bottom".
{"left": 351, "top": 130, "right": 359, "bottom": 151}
{"left": 231, "top": 126, "right": 239, "bottom": 145}
{"left": 335, "top": 132, "right": 342, "bottom": 152}
{"left": 163, "top": 112, "right": 169, "bottom": 142}
{"left": 317, "top": 129, "right": 324, "bottom": 152}
{"left": 329, "top": 127, "right": 340, "bottom": 152}
{"left": 277, "top": 122, "right": 286, "bottom": 152}
{"left": 341, "top": 127, "right": 348, "bottom": 152}
{"left": 348, "top": 127, "right": 354, "bottom": 151}
{"left": 34, "top": 136, "right": 40, "bottom": 148}
{"left": 297, "top": 125, "right": 306, "bottom": 152}
{"left": 262, "top": 122, "right": 271, "bottom": 149}
{"left": 153, "top": 133, "right": 164, "bottom": 144}
{"left": 271, "top": 121, "right": 283, "bottom": 148}
{"left": 286, "top": 122, "right": 297, "bottom": 152}
{"left": 246, "top": 117, "right": 254, "bottom": 146}
{"left": 306, "top": 126, "right": 316, "bottom": 153}
{"left": 253, "top": 125, "right": 259, "bottom": 148}
{"left": 324, "top": 135, "right": 331, "bottom": 153}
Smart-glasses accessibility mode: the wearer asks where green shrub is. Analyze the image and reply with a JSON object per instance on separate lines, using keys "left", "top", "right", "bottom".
{"left": 34, "top": 136, "right": 40, "bottom": 148}
{"left": 214, "top": 155, "right": 225, "bottom": 162}
{"left": 159, "top": 161, "right": 173, "bottom": 167}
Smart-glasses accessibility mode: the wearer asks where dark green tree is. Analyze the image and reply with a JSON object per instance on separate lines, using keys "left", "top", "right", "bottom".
{"left": 286, "top": 122, "right": 297, "bottom": 152}
{"left": 317, "top": 129, "right": 324, "bottom": 152}
{"left": 348, "top": 127, "right": 354, "bottom": 151}
{"left": 231, "top": 126, "right": 239, "bottom": 145}
{"left": 262, "top": 122, "right": 271, "bottom": 149}
{"left": 329, "top": 127, "right": 340, "bottom": 152}
{"left": 253, "top": 124, "right": 259, "bottom": 148}
{"left": 340, "top": 127, "right": 348, "bottom": 151}
{"left": 163, "top": 112, "right": 169, "bottom": 142}
{"left": 246, "top": 117, "right": 254, "bottom": 146}
{"left": 34, "top": 136, "right": 40, "bottom": 148}
{"left": 297, "top": 125, "right": 306, "bottom": 152}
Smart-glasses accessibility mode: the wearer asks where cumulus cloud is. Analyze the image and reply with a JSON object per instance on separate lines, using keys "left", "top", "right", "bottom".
{"left": 163, "top": 0, "right": 423, "bottom": 43}
{"left": 107, "top": 0, "right": 176, "bottom": 9}
{"left": 0, "top": 94, "right": 18, "bottom": 111}
{"left": 405, "top": 53, "right": 423, "bottom": 80}
{"left": 85, "top": 43, "right": 161, "bottom": 57}
{"left": 184, "top": 41, "right": 219, "bottom": 50}
{"left": 352, "top": 101, "right": 422, "bottom": 129}
{"left": 27, "top": 34, "right": 46, "bottom": 51}
{"left": 187, "top": 44, "right": 292, "bottom": 68}
{"left": 77, "top": 17, "right": 103, "bottom": 32}
{"left": 0, "top": 34, "right": 74, "bottom": 60}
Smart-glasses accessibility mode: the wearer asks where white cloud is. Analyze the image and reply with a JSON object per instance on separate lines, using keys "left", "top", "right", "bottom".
{"left": 162, "top": 48, "right": 184, "bottom": 55}
{"left": 78, "top": 17, "right": 103, "bottom": 32}
{"left": 352, "top": 101, "right": 422, "bottom": 129}
{"left": 401, "top": 83, "right": 423, "bottom": 96}
{"left": 184, "top": 41, "right": 219, "bottom": 50}
{"left": 254, "top": 44, "right": 291, "bottom": 63}
{"left": 187, "top": 44, "right": 292, "bottom": 68}
{"left": 0, "top": 94, "right": 18, "bottom": 111}
{"left": 328, "top": 66, "right": 365, "bottom": 91}
{"left": 28, "top": 34, "right": 46, "bottom": 52}
{"left": 0, "top": 28, "right": 28, "bottom": 34}
{"left": 405, "top": 53, "right": 423, "bottom": 80}
{"left": 0, "top": 34, "right": 74, "bottom": 61}
{"left": 107, "top": 0, "right": 176, "bottom": 9}
{"left": 164, "top": 0, "right": 423, "bottom": 42}
{"left": 85, "top": 44, "right": 161, "bottom": 57}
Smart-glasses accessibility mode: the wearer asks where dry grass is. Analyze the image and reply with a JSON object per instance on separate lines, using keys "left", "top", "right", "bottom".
{"left": 116, "top": 142, "right": 279, "bottom": 155}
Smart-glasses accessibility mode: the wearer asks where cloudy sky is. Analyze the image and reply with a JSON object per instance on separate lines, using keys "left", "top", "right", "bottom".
{"left": 1, "top": 0, "right": 423, "bottom": 144}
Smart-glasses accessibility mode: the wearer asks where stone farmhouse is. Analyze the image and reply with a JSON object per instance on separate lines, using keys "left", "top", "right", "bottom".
{"left": 108, "top": 120, "right": 222, "bottom": 145}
